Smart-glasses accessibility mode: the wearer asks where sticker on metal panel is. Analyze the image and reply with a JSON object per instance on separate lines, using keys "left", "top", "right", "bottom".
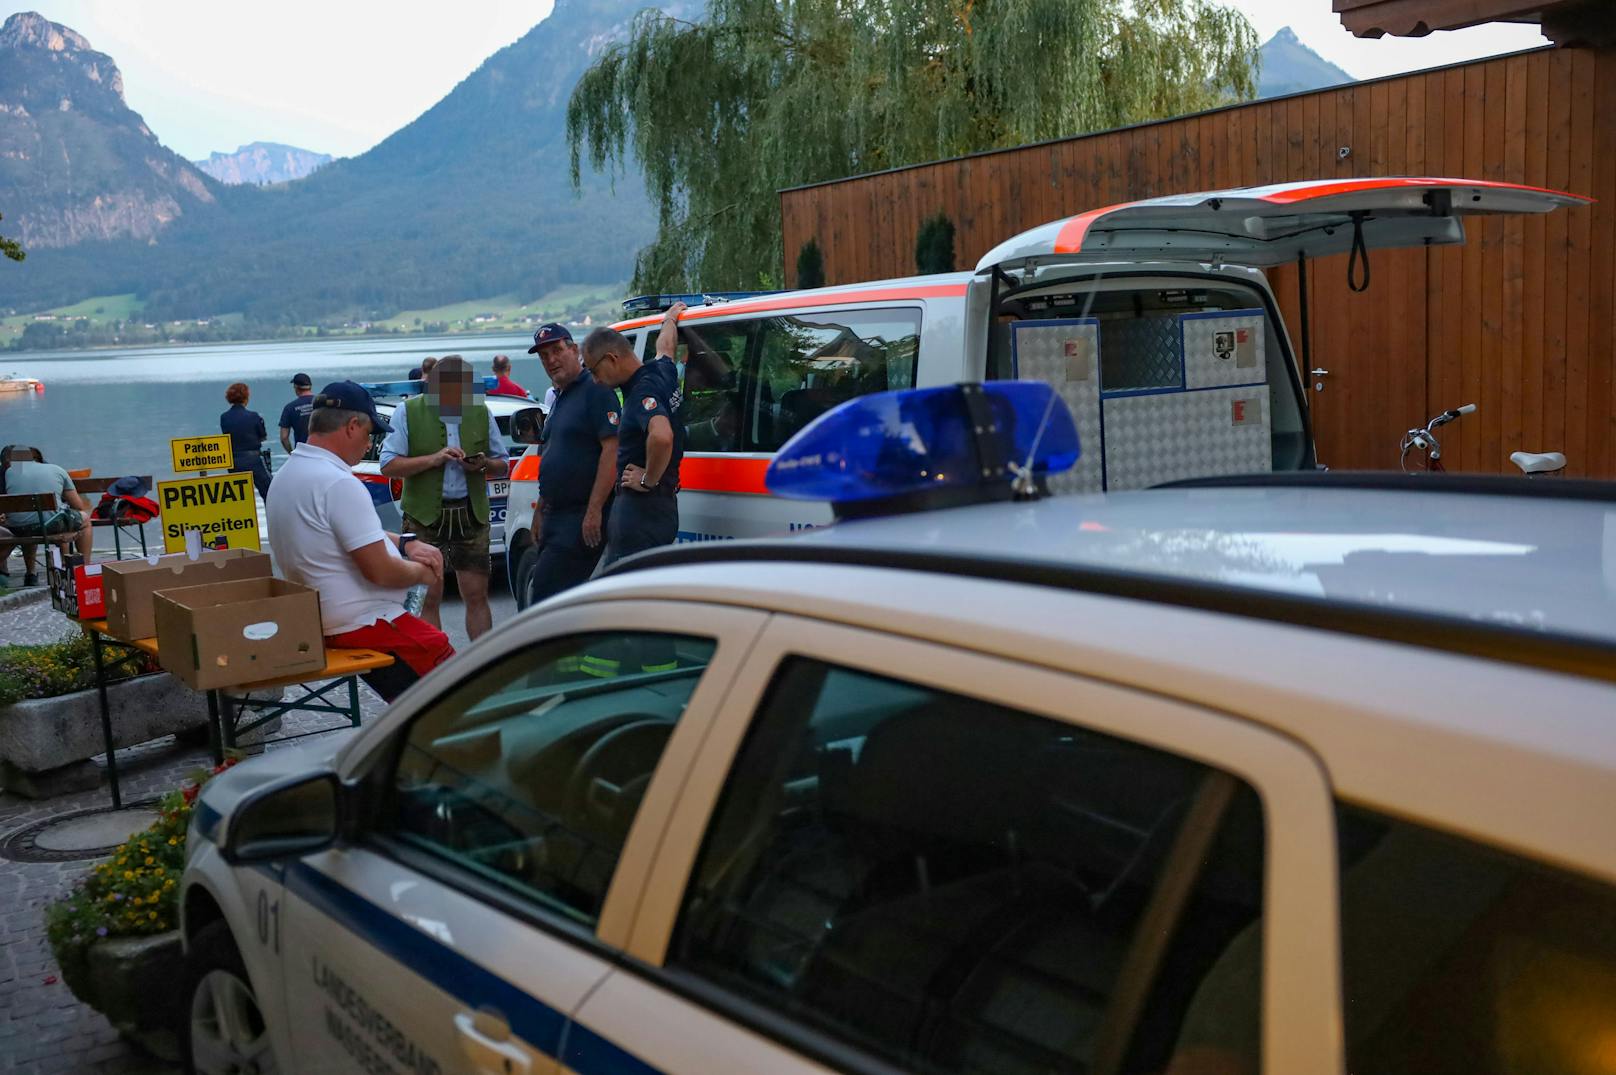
{"left": 1231, "top": 396, "right": 1263, "bottom": 427}
{"left": 1063, "top": 338, "right": 1093, "bottom": 382}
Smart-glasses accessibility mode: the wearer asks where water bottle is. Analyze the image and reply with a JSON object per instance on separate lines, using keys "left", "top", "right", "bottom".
{"left": 400, "top": 532, "right": 427, "bottom": 615}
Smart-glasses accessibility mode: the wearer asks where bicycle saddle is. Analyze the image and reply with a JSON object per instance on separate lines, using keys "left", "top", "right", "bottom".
{"left": 1510, "top": 451, "right": 1566, "bottom": 475}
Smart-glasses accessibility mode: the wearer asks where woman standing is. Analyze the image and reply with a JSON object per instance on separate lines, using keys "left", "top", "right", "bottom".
{"left": 220, "top": 382, "right": 272, "bottom": 500}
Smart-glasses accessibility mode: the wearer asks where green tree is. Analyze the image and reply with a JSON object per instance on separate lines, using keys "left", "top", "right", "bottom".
{"left": 568, "top": 0, "right": 1258, "bottom": 292}
{"left": 796, "top": 239, "right": 826, "bottom": 289}
{"left": 915, "top": 212, "right": 956, "bottom": 274}
{"left": 1, "top": 212, "right": 23, "bottom": 263}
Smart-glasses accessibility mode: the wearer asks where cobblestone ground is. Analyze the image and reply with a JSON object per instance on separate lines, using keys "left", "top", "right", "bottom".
{"left": 0, "top": 581, "right": 511, "bottom": 1074}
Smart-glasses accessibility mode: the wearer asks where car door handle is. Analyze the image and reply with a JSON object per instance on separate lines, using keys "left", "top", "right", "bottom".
{"left": 1310, "top": 368, "right": 1330, "bottom": 377}
{"left": 454, "top": 1009, "right": 533, "bottom": 1075}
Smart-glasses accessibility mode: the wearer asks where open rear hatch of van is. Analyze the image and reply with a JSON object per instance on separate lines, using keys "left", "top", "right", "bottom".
{"left": 976, "top": 178, "right": 1591, "bottom": 272}
{"left": 975, "top": 178, "right": 1590, "bottom": 493}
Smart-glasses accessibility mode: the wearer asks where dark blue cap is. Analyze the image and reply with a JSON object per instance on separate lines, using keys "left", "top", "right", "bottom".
{"left": 290, "top": 372, "right": 312, "bottom": 387}
{"left": 528, "top": 322, "right": 573, "bottom": 353}
{"left": 313, "top": 380, "right": 392, "bottom": 433}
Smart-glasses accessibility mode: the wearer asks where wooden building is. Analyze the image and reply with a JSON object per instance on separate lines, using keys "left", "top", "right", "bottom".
{"left": 778, "top": 43, "right": 1616, "bottom": 477}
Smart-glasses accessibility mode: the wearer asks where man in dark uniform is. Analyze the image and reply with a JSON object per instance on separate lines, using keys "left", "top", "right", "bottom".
{"left": 583, "top": 302, "right": 685, "bottom": 567}
{"left": 278, "top": 373, "right": 315, "bottom": 453}
{"left": 526, "top": 323, "right": 620, "bottom": 604}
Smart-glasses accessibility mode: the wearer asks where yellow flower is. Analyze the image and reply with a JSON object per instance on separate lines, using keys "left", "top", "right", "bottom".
{"left": 122, "top": 871, "right": 133, "bottom": 880}
{"left": 143, "top": 856, "right": 153, "bottom": 866}
{"left": 167, "top": 837, "right": 177, "bottom": 846}
{"left": 148, "top": 911, "right": 157, "bottom": 920}
{"left": 163, "top": 879, "right": 175, "bottom": 889}
{"left": 116, "top": 856, "right": 126, "bottom": 865}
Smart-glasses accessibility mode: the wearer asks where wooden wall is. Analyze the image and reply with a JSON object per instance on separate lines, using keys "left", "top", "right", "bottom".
{"left": 779, "top": 47, "right": 1616, "bottom": 477}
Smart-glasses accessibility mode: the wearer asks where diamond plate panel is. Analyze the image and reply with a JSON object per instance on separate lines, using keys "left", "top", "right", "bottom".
{"left": 1012, "top": 320, "right": 1104, "bottom": 494}
{"left": 1102, "top": 387, "right": 1273, "bottom": 490}
{"left": 1101, "top": 316, "right": 1182, "bottom": 393}
{"left": 1181, "top": 310, "right": 1268, "bottom": 390}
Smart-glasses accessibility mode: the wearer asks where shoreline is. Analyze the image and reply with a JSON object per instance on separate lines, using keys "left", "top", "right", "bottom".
{"left": 0, "top": 327, "right": 542, "bottom": 358}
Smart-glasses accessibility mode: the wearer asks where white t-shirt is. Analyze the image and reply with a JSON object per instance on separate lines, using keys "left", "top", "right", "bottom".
{"left": 267, "top": 443, "right": 408, "bottom": 634}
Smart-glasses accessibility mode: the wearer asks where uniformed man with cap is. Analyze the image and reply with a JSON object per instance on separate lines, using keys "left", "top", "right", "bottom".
{"left": 526, "top": 322, "right": 620, "bottom": 604}
{"left": 278, "top": 373, "right": 315, "bottom": 453}
{"left": 582, "top": 303, "right": 686, "bottom": 567}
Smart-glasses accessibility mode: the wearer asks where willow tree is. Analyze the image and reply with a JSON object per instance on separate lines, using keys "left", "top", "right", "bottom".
{"left": 568, "top": 0, "right": 1258, "bottom": 292}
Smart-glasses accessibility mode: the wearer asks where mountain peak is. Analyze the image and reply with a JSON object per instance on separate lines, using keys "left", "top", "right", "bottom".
{"left": 195, "top": 142, "right": 333, "bottom": 185}
{"left": 0, "top": 11, "right": 93, "bottom": 54}
{"left": 1257, "top": 26, "right": 1353, "bottom": 99}
{"left": 0, "top": 10, "right": 126, "bottom": 103}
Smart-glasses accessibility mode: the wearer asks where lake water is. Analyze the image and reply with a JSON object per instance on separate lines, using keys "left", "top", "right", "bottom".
{"left": 0, "top": 333, "right": 550, "bottom": 483}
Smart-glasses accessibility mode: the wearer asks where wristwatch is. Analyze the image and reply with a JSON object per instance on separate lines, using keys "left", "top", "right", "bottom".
{"left": 639, "top": 472, "right": 649, "bottom": 490}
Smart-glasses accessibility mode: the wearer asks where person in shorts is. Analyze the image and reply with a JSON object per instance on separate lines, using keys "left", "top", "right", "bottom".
{"left": 267, "top": 381, "right": 452, "bottom": 702}
{"left": 379, "top": 355, "right": 509, "bottom": 640}
{"left": 0, "top": 446, "right": 93, "bottom": 585}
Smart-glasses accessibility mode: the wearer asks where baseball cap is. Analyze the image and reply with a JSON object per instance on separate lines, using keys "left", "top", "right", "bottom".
{"left": 528, "top": 323, "right": 573, "bottom": 354}
{"left": 313, "top": 380, "right": 392, "bottom": 433}
{"left": 290, "top": 372, "right": 312, "bottom": 388}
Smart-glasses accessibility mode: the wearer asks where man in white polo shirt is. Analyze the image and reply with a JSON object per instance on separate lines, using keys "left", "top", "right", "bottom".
{"left": 267, "top": 380, "right": 453, "bottom": 702}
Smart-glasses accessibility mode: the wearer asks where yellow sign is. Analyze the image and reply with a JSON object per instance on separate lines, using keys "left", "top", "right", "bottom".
{"left": 156, "top": 472, "right": 261, "bottom": 553}
{"left": 170, "top": 435, "right": 235, "bottom": 474}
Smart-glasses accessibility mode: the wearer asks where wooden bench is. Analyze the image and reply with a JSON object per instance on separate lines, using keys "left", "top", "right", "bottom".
{"left": 0, "top": 492, "right": 79, "bottom": 574}
{"left": 73, "top": 475, "right": 155, "bottom": 557}
{"left": 81, "top": 618, "right": 395, "bottom": 807}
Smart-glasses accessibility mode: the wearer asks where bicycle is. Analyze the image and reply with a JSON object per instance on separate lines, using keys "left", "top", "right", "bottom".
{"left": 1399, "top": 404, "right": 1476, "bottom": 473}
{"left": 1400, "top": 403, "right": 1568, "bottom": 476}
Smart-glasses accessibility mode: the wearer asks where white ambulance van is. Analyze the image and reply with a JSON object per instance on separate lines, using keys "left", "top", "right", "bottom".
{"left": 504, "top": 178, "right": 1586, "bottom": 603}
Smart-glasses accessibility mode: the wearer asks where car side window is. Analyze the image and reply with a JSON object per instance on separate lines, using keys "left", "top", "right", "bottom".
{"left": 1332, "top": 805, "right": 1616, "bottom": 1075}
{"left": 383, "top": 632, "right": 716, "bottom": 926}
{"left": 670, "top": 659, "right": 1265, "bottom": 1075}
{"left": 749, "top": 308, "right": 922, "bottom": 452}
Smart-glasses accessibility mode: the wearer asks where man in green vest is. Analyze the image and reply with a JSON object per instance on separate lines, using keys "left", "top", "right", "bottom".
{"left": 379, "top": 355, "right": 509, "bottom": 639}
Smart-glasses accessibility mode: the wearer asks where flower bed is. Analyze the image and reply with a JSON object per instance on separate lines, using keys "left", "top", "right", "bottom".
{"left": 0, "top": 630, "right": 153, "bottom": 706}
{"left": 44, "top": 758, "right": 239, "bottom": 1059}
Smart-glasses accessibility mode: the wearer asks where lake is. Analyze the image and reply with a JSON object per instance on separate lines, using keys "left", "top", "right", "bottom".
{"left": 0, "top": 333, "right": 550, "bottom": 483}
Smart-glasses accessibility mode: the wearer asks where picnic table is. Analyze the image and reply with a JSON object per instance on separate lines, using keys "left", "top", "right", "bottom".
{"left": 79, "top": 618, "right": 393, "bottom": 808}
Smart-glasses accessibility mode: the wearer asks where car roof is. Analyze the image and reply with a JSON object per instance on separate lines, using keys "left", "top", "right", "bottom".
{"left": 620, "top": 476, "right": 1616, "bottom": 685}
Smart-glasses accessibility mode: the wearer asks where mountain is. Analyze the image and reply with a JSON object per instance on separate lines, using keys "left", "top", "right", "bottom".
{"left": 0, "top": 0, "right": 662, "bottom": 324}
{"left": 194, "top": 142, "right": 331, "bottom": 185}
{"left": 1257, "top": 27, "right": 1355, "bottom": 99}
{"left": 0, "top": 12, "right": 216, "bottom": 248}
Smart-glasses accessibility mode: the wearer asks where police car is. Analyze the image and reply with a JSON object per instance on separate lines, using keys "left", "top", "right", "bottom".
{"left": 180, "top": 382, "right": 1616, "bottom": 1075}
{"left": 504, "top": 176, "right": 1589, "bottom": 607}
{"left": 352, "top": 379, "right": 546, "bottom": 562}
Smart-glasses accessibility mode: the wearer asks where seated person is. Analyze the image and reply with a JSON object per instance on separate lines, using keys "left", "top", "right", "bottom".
{"left": 267, "top": 381, "right": 455, "bottom": 702}
{"left": 0, "top": 446, "right": 93, "bottom": 585}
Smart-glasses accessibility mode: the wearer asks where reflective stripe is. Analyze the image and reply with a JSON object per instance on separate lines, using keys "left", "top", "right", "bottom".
{"left": 638, "top": 661, "right": 677, "bottom": 674}
{"left": 284, "top": 862, "right": 668, "bottom": 1075}
{"left": 579, "top": 654, "right": 620, "bottom": 678}
{"left": 679, "top": 456, "right": 771, "bottom": 495}
{"left": 612, "top": 282, "right": 966, "bottom": 332}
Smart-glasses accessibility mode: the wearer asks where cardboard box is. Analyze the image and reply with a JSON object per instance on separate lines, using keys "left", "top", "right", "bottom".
{"left": 101, "top": 549, "right": 271, "bottom": 640}
{"left": 153, "top": 577, "right": 326, "bottom": 691}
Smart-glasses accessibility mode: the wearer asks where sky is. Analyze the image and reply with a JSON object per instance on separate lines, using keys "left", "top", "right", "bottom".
{"left": 10, "top": 0, "right": 1548, "bottom": 163}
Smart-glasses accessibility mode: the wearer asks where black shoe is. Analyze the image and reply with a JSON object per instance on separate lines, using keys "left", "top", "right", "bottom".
{"left": 23, "top": 573, "right": 38, "bottom": 587}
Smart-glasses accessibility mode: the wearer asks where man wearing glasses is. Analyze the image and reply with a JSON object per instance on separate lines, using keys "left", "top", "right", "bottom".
{"left": 581, "top": 302, "right": 686, "bottom": 567}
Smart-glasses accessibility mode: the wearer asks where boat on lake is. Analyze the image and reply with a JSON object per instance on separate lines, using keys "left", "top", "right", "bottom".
{"left": 0, "top": 375, "right": 42, "bottom": 393}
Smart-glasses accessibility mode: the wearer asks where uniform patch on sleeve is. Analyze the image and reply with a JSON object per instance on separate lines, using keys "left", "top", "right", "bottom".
{"left": 642, "top": 397, "right": 658, "bottom": 411}
{"left": 608, "top": 411, "right": 620, "bottom": 426}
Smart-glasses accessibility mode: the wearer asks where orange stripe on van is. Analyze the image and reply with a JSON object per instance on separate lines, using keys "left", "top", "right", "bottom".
{"left": 679, "top": 456, "right": 771, "bottom": 495}
{"left": 613, "top": 282, "right": 968, "bottom": 332}
{"left": 510, "top": 453, "right": 540, "bottom": 482}
{"left": 1053, "top": 201, "right": 1141, "bottom": 254}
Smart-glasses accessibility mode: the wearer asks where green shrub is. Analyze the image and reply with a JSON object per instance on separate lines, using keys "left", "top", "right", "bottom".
{"left": 0, "top": 631, "right": 153, "bottom": 706}
{"left": 915, "top": 212, "right": 957, "bottom": 275}
{"left": 795, "top": 239, "right": 826, "bottom": 290}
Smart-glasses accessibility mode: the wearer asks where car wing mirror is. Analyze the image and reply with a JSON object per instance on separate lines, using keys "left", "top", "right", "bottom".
{"left": 221, "top": 771, "right": 342, "bottom": 864}
{"left": 511, "top": 407, "right": 545, "bottom": 446}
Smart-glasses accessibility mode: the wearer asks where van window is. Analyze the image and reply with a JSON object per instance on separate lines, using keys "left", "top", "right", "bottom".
{"left": 749, "top": 309, "right": 921, "bottom": 451}
{"left": 672, "top": 659, "right": 1265, "bottom": 1075}
{"left": 666, "top": 308, "right": 922, "bottom": 455}
{"left": 1332, "top": 806, "right": 1616, "bottom": 1075}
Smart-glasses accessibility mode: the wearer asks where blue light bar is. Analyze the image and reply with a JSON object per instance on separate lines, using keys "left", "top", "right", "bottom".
{"left": 765, "top": 382, "right": 1079, "bottom": 511}
{"left": 621, "top": 291, "right": 785, "bottom": 315}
